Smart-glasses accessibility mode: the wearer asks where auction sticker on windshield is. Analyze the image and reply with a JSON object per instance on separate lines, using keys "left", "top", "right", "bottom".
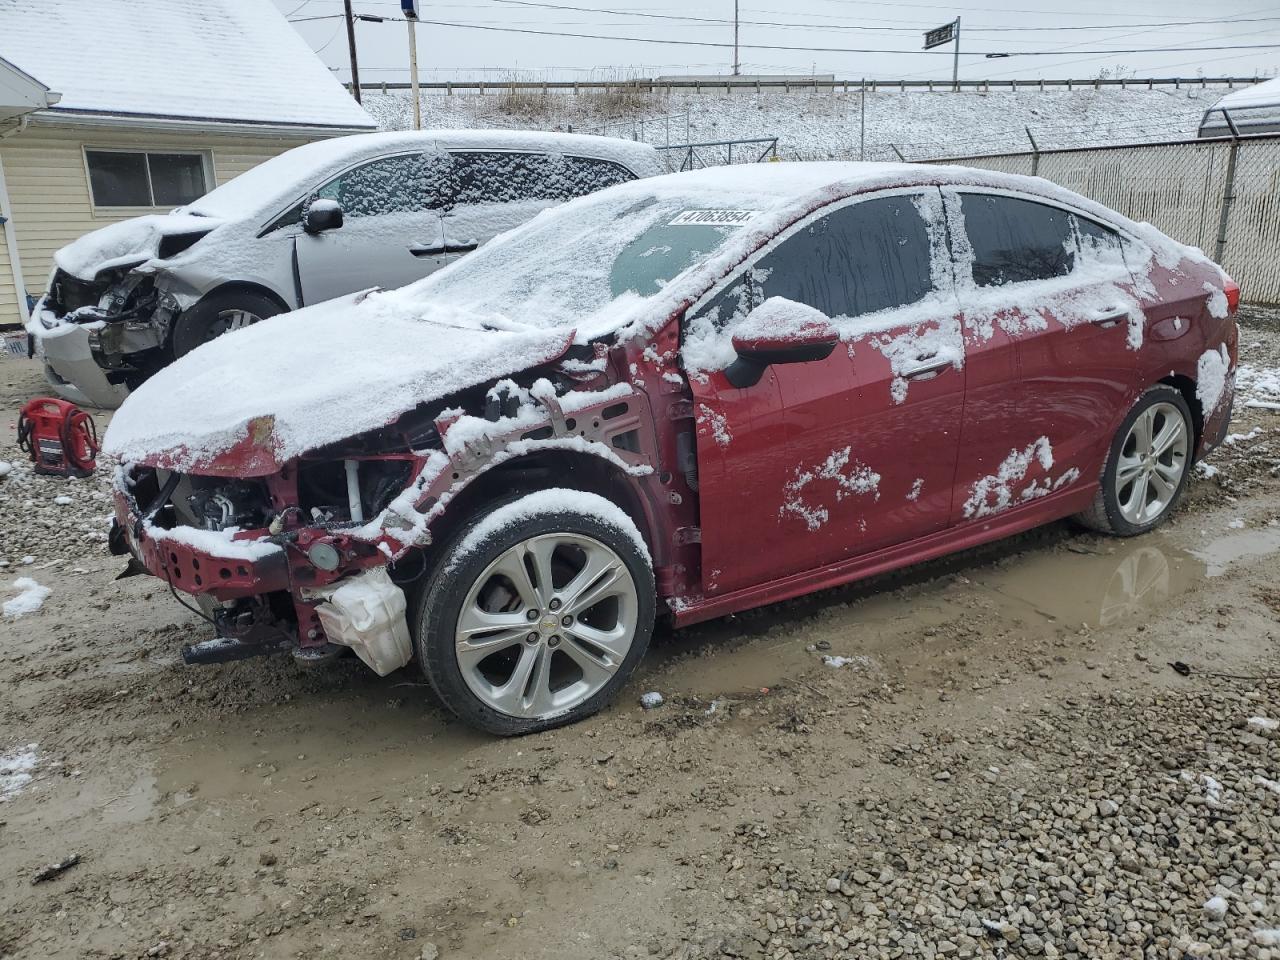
{"left": 669, "top": 210, "right": 758, "bottom": 226}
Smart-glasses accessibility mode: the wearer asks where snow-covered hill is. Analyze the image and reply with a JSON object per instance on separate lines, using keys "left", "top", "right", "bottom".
{"left": 364, "top": 86, "right": 1222, "bottom": 164}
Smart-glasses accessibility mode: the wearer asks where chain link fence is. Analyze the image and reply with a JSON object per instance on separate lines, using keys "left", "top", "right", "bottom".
{"left": 934, "top": 133, "right": 1280, "bottom": 304}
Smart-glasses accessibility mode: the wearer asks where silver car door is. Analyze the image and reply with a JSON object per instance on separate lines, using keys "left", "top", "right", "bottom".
{"left": 294, "top": 151, "right": 453, "bottom": 304}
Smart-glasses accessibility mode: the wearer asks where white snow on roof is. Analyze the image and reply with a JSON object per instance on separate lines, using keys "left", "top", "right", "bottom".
{"left": 187, "top": 129, "right": 663, "bottom": 219}
{"left": 0, "top": 0, "right": 374, "bottom": 130}
{"left": 1213, "top": 76, "right": 1280, "bottom": 112}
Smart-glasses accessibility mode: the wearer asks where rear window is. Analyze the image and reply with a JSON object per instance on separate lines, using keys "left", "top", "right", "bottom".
{"left": 960, "top": 193, "right": 1075, "bottom": 287}
{"left": 449, "top": 152, "right": 635, "bottom": 205}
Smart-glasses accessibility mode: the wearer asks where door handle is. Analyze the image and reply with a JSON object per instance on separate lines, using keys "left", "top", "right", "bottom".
{"left": 444, "top": 241, "right": 479, "bottom": 254}
{"left": 901, "top": 355, "right": 952, "bottom": 381}
{"left": 1088, "top": 308, "right": 1128, "bottom": 329}
{"left": 408, "top": 244, "right": 446, "bottom": 258}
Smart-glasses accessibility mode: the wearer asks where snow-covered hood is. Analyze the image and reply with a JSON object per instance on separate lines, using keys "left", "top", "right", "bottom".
{"left": 103, "top": 291, "right": 576, "bottom": 475}
{"left": 53, "top": 213, "right": 225, "bottom": 281}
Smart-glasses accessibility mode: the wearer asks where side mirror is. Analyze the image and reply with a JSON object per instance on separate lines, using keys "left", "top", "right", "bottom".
{"left": 303, "top": 199, "right": 344, "bottom": 235}
{"left": 724, "top": 297, "right": 839, "bottom": 388}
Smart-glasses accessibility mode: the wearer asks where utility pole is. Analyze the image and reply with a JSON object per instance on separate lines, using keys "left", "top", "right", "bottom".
{"left": 343, "top": 0, "right": 362, "bottom": 103}
{"left": 952, "top": 16, "right": 961, "bottom": 93}
{"left": 859, "top": 78, "right": 866, "bottom": 160}
{"left": 733, "top": 0, "right": 740, "bottom": 76}
{"left": 403, "top": 0, "right": 422, "bottom": 129}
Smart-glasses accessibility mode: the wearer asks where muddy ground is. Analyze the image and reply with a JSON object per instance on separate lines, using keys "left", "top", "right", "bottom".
{"left": 2, "top": 310, "right": 1280, "bottom": 960}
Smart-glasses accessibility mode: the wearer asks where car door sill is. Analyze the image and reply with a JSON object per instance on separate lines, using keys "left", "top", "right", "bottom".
{"left": 670, "top": 482, "right": 1100, "bottom": 628}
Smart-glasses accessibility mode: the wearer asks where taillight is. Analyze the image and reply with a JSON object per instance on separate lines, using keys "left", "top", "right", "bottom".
{"left": 1224, "top": 277, "right": 1241, "bottom": 314}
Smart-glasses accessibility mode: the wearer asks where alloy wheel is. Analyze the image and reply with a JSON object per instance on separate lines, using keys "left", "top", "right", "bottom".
{"left": 209, "top": 308, "right": 261, "bottom": 340}
{"left": 1114, "top": 401, "right": 1189, "bottom": 525}
{"left": 454, "top": 532, "right": 639, "bottom": 720}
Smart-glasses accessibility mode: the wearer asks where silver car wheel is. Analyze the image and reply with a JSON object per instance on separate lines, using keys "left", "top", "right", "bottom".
{"left": 210, "top": 308, "right": 261, "bottom": 339}
{"left": 454, "top": 532, "right": 639, "bottom": 720}
{"left": 1114, "top": 401, "right": 1189, "bottom": 525}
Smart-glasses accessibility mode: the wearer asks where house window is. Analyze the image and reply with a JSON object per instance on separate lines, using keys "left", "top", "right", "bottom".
{"left": 85, "top": 150, "right": 211, "bottom": 208}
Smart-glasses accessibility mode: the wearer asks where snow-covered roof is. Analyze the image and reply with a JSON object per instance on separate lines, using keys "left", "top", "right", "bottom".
{"left": 0, "top": 54, "right": 57, "bottom": 122}
{"left": 0, "top": 0, "right": 374, "bottom": 132}
{"left": 1212, "top": 77, "right": 1280, "bottom": 112}
{"left": 187, "top": 130, "right": 665, "bottom": 219}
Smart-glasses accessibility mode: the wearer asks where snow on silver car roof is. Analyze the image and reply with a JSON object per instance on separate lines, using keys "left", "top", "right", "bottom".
{"left": 186, "top": 130, "right": 666, "bottom": 221}
{"left": 0, "top": 0, "right": 373, "bottom": 131}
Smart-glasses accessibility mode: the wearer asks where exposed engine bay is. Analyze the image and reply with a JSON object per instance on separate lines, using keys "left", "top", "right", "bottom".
{"left": 39, "top": 266, "right": 180, "bottom": 387}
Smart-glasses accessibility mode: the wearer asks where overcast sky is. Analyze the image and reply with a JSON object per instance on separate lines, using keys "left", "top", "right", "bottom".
{"left": 272, "top": 0, "right": 1280, "bottom": 85}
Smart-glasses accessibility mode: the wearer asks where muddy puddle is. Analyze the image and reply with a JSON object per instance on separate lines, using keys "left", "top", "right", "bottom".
{"left": 118, "top": 523, "right": 1280, "bottom": 816}
{"left": 653, "top": 521, "right": 1280, "bottom": 702}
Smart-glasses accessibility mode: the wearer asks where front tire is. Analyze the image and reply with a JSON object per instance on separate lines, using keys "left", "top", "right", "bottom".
{"left": 1076, "top": 385, "right": 1194, "bottom": 536}
{"left": 170, "top": 290, "right": 283, "bottom": 358}
{"left": 414, "top": 490, "right": 655, "bottom": 736}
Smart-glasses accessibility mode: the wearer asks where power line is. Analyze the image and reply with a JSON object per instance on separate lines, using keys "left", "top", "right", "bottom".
{"left": 291, "top": 15, "right": 1280, "bottom": 57}
{"left": 450, "top": 1, "right": 1280, "bottom": 36}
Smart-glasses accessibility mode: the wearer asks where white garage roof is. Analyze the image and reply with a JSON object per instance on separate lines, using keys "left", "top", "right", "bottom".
{"left": 0, "top": 0, "right": 374, "bottom": 133}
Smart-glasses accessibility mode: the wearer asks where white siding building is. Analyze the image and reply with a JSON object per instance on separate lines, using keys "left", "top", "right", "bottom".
{"left": 0, "top": 0, "right": 374, "bottom": 325}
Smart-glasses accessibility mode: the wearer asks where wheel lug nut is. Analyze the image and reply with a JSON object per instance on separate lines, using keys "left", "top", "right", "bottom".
{"left": 549, "top": 598, "right": 562, "bottom": 611}
{"left": 561, "top": 614, "right": 573, "bottom": 627}
{"left": 548, "top": 635, "right": 561, "bottom": 648}
{"left": 526, "top": 609, "right": 539, "bottom": 621}
{"left": 525, "top": 632, "right": 538, "bottom": 644}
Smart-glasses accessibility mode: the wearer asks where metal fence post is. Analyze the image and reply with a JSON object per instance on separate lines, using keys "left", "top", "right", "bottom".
{"left": 1214, "top": 109, "right": 1242, "bottom": 264}
{"left": 1025, "top": 126, "right": 1040, "bottom": 177}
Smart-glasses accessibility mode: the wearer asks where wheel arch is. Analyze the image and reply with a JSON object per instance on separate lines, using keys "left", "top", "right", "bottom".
{"left": 195, "top": 280, "right": 292, "bottom": 316}
{"left": 415, "top": 448, "right": 659, "bottom": 576}
{"left": 1157, "top": 372, "right": 1204, "bottom": 452}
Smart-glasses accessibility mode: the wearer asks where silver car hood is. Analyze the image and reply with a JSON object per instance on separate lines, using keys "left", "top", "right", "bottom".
{"left": 53, "top": 212, "right": 224, "bottom": 281}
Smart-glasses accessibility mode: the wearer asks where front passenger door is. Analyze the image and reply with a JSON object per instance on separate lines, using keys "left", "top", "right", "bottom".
{"left": 295, "top": 152, "right": 452, "bottom": 304}
{"left": 688, "top": 191, "right": 966, "bottom": 597}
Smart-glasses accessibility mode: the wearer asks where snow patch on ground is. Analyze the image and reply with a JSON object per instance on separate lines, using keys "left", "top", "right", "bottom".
{"left": 1237, "top": 363, "right": 1280, "bottom": 412}
{"left": 365, "top": 87, "right": 1218, "bottom": 164}
{"left": 0, "top": 744, "right": 38, "bottom": 802}
{"left": 3, "top": 578, "right": 50, "bottom": 618}
{"left": 1203, "top": 896, "right": 1229, "bottom": 920}
{"left": 1247, "top": 716, "right": 1279, "bottom": 732}
{"left": 780, "top": 448, "right": 881, "bottom": 532}
{"left": 822, "top": 655, "right": 873, "bottom": 670}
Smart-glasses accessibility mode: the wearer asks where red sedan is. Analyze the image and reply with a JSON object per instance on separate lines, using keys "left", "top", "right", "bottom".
{"left": 103, "top": 162, "right": 1239, "bottom": 734}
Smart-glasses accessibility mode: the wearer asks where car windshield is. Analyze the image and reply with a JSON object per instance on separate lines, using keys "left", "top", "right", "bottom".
{"left": 416, "top": 191, "right": 756, "bottom": 336}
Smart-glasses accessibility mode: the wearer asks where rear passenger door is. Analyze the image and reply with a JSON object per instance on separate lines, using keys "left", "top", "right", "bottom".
{"left": 947, "top": 190, "right": 1141, "bottom": 523}
{"left": 439, "top": 152, "right": 635, "bottom": 264}
{"left": 688, "top": 190, "right": 967, "bottom": 596}
{"left": 295, "top": 152, "right": 452, "bottom": 304}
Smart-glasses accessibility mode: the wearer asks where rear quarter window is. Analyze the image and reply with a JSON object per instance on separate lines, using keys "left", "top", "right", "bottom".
{"left": 449, "top": 152, "right": 635, "bottom": 205}
{"left": 960, "top": 193, "right": 1075, "bottom": 287}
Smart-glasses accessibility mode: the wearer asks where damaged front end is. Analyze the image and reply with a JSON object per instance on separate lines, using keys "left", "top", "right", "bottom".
{"left": 36, "top": 264, "right": 182, "bottom": 391}
{"left": 109, "top": 359, "right": 666, "bottom": 675}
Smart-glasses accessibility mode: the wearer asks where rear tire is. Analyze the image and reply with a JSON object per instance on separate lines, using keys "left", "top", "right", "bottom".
{"left": 1075, "top": 385, "right": 1194, "bottom": 537}
{"left": 171, "top": 290, "right": 283, "bottom": 358}
{"left": 413, "top": 490, "right": 655, "bottom": 736}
